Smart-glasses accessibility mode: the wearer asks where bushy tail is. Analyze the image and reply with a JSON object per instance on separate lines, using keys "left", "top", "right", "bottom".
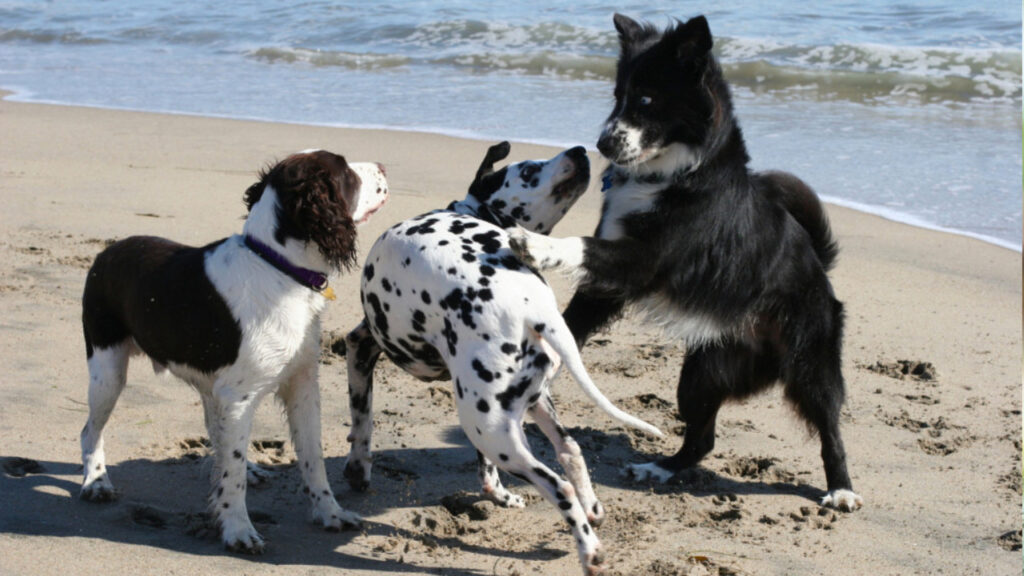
{"left": 754, "top": 170, "right": 839, "bottom": 271}
{"left": 532, "top": 317, "right": 664, "bottom": 438}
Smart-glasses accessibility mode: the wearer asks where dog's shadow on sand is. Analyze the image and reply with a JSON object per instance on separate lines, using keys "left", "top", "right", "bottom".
{"left": 452, "top": 424, "right": 825, "bottom": 501}
{"left": 0, "top": 449, "right": 565, "bottom": 576}
{"left": 0, "top": 425, "right": 819, "bottom": 573}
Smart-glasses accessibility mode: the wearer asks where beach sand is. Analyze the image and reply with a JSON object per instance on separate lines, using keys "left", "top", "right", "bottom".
{"left": 0, "top": 95, "right": 1020, "bottom": 575}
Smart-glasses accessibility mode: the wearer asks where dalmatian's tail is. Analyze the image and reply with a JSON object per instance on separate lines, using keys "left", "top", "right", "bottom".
{"left": 534, "top": 319, "right": 665, "bottom": 438}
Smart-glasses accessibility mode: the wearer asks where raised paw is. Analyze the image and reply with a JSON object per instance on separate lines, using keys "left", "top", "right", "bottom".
{"left": 80, "top": 475, "right": 119, "bottom": 502}
{"left": 221, "top": 522, "right": 265, "bottom": 555}
{"left": 343, "top": 457, "right": 371, "bottom": 492}
{"left": 623, "top": 461, "right": 674, "bottom": 484}
{"left": 507, "top": 227, "right": 584, "bottom": 272}
{"left": 821, "top": 488, "right": 863, "bottom": 512}
{"left": 507, "top": 227, "right": 539, "bottom": 268}
{"left": 246, "top": 462, "right": 275, "bottom": 486}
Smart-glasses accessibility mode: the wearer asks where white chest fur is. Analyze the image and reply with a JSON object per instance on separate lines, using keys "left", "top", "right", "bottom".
{"left": 596, "top": 179, "right": 661, "bottom": 240}
{"left": 205, "top": 237, "right": 325, "bottom": 377}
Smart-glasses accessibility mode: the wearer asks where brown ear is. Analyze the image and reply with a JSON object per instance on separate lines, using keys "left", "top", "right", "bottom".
{"left": 271, "top": 155, "right": 358, "bottom": 270}
{"left": 243, "top": 163, "right": 273, "bottom": 213}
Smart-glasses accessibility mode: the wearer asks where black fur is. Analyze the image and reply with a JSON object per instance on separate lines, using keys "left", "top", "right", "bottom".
{"left": 568, "top": 14, "right": 857, "bottom": 503}
{"left": 82, "top": 237, "right": 239, "bottom": 372}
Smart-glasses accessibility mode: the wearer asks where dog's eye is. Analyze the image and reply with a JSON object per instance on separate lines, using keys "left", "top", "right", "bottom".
{"left": 520, "top": 164, "right": 539, "bottom": 180}
{"left": 638, "top": 95, "right": 653, "bottom": 106}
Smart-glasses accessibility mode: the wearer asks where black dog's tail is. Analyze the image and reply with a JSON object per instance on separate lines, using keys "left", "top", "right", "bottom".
{"left": 754, "top": 170, "right": 839, "bottom": 271}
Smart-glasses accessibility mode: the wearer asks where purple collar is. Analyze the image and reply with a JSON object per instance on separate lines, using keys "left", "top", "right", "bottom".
{"left": 243, "top": 235, "right": 329, "bottom": 292}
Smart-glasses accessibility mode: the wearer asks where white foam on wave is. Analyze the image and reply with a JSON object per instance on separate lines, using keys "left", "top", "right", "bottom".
{"left": 819, "top": 194, "right": 1022, "bottom": 253}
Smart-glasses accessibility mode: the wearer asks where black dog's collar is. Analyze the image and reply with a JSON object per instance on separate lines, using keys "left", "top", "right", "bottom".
{"left": 243, "top": 235, "right": 330, "bottom": 293}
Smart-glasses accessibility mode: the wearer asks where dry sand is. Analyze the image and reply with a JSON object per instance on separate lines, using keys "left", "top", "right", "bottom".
{"left": 0, "top": 95, "right": 1020, "bottom": 575}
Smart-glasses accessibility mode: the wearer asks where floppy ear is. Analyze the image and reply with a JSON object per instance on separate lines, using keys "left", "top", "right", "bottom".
{"left": 672, "top": 15, "right": 713, "bottom": 59}
{"left": 468, "top": 142, "right": 511, "bottom": 203}
{"left": 473, "top": 141, "right": 511, "bottom": 183}
{"left": 613, "top": 13, "right": 645, "bottom": 49}
{"left": 272, "top": 155, "right": 358, "bottom": 270}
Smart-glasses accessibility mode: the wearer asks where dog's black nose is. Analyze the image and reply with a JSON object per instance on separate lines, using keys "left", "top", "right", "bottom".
{"left": 596, "top": 133, "right": 616, "bottom": 158}
{"left": 567, "top": 146, "right": 587, "bottom": 160}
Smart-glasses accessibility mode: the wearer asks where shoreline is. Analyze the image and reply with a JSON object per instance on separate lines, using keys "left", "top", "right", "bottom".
{"left": 0, "top": 93, "right": 1020, "bottom": 576}
{"left": 3, "top": 88, "right": 1019, "bottom": 253}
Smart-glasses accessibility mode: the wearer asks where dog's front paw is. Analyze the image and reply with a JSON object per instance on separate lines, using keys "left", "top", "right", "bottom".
{"left": 623, "top": 461, "right": 674, "bottom": 484}
{"left": 821, "top": 489, "right": 863, "bottom": 512}
{"left": 507, "top": 227, "right": 540, "bottom": 268}
{"left": 343, "top": 457, "right": 371, "bottom": 492}
{"left": 80, "top": 475, "right": 119, "bottom": 502}
{"left": 221, "top": 521, "right": 265, "bottom": 555}
{"left": 507, "top": 227, "right": 584, "bottom": 272}
{"left": 312, "top": 499, "right": 362, "bottom": 532}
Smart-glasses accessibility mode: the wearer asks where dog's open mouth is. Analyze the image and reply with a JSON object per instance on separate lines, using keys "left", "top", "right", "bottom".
{"left": 357, "top": 202, "right": 385, "bottom": 225}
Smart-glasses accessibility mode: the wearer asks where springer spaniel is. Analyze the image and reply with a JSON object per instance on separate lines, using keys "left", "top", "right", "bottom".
{"left": 79, "top": 150, "right": 388, "bottom": 553}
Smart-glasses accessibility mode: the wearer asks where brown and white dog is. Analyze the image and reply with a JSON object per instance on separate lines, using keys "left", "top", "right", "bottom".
{"left": 79, "top": 150, "right": 388, "bottom": 553}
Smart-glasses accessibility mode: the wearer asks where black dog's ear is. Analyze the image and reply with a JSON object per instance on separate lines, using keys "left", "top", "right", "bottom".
{"left": 474, "top": 141, "right": 511, "bottom": 183}
{"left": 672, "top": 15, "right": 713, "bottom": 59}
{"left": 613, "top": 13, "right": 644, "bottom": 48}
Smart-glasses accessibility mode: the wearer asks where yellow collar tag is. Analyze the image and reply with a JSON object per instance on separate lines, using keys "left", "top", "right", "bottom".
{"left": 322, "top": 286, "right": 337, "bottom": 301}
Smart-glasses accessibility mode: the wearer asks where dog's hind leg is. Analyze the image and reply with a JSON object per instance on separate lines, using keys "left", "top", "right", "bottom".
{"left": 343, "top": 319, "right": 381, "bottom": 492}
{"left": 468, "top": 408, "right": 603, "bottom": 576}
{"left": 476, "top": 450, "right": 525, "bottom": 508}
{"left": 280, "top": 360, "right": 361, "bottom": 530}
{"left": 627, "top": 342, "right": 764, "bottom": 482}
{"left": 783, "top": 319, "right": 862, "bottom": 511}
{"left": 80, "top": 342, "right": 131, "bottom": 501}
{"left": 529, "top": 392, "right": 605, "bottom": 526}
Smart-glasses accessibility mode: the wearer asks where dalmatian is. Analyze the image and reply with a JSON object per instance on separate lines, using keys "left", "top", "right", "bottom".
{"left": 342, "top": 141, "right": 663, "bottom": 575}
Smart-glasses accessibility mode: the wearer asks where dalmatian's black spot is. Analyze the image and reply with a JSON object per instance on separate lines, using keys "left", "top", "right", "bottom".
{"left": 366, "top": 293, "right": 388, "bottom": 336}
{"left": 471, "top": 231, "right": 502, "bottom": 254}
{"left": 500, "top": 343, "right": 518, "bottom": 355}
{"left": 405, "top": 218, "right": 439, "bottom": 236}
{"left": 440, "top": 287, "right": 478, "bottom": 329}
{"left": 411, "top": 310, "right": 426, "bottom": 333}
{"left": 381, "top": 278, "right": 392, "bottom": 292}
{"left": 421, "top": 291, "right": 432, "bottom": 304}
{"left": 471, "top": 358, "right": 494, "bottom": 383}
{"left": 477, "top": 399, "right": 490, "bottom": 413}
{"left": 442, "top": 318, "right": 458, "bottom": 356}
{"left": 449, "top": 220, "right": 480, "bottom": 235}
{"left": 480, "top": 264, "right": 496, "bottom": 277}
{"left": 532, "top": 353, "right": 550, "bottom": 370}
{"left": 496, "top": 376, "right": 534, "bottom": 411}
{"left": 364, "top": 263, "right": 375, "bottom": 281}
{"left": 456, "top": 379, "right": 464, "bottom": 399}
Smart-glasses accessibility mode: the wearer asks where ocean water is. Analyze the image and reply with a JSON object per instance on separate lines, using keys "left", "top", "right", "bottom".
{"left": 1, "top": 1, "right": 1020, "bottom": 250}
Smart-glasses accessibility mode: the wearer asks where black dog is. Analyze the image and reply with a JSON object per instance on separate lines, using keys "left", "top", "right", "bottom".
{"left": 510, "top": 14, "right": 862, "bottom": 511}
